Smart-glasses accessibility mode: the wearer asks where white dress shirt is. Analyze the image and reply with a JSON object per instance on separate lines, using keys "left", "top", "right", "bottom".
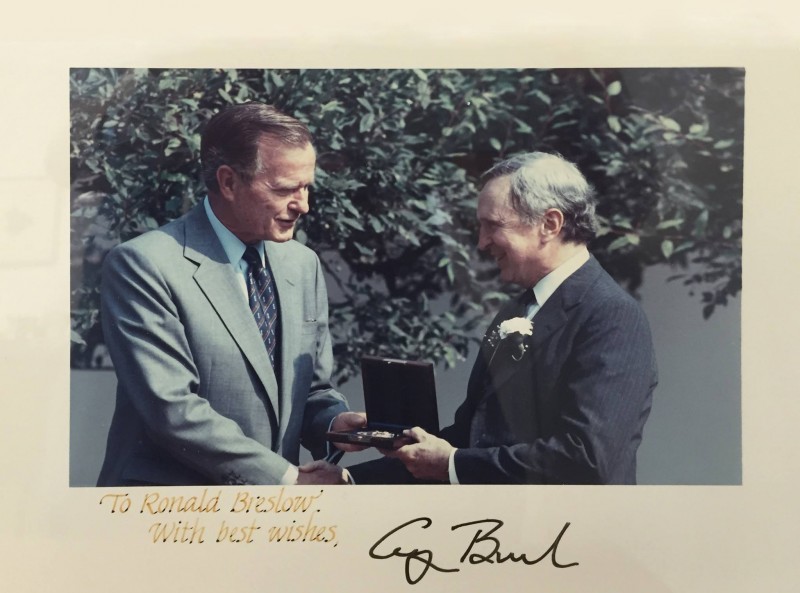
{"left": 204, "top": 197, "right": 264, "bottom": 298}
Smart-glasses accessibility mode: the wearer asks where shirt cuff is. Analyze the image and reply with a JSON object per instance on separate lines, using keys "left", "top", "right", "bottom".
{"left": 281, "top": 464, "right": 299, "bottom": 485}
{"left": 326, "top": 416, "right": 338, "bottom": 458}
{"left": 447, "top": 448, "right": 460, "bottom": 484}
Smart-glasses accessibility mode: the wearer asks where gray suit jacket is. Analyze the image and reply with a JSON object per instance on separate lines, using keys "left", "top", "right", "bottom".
{"left": 97, "top": 204, "right": 347, "bottom": 486}
{"left": 443, "top": 256, "right": 658, "bottom": 484}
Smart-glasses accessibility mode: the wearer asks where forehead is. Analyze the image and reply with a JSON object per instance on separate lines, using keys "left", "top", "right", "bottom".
{"left": 477, "top": 175, "right": 514, "bottom": 219}
{"left": 255, "top": 137, "right": 316, "bottom": 171}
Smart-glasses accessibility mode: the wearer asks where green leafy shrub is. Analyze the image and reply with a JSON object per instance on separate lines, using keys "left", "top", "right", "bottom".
{"left": 70, "top": 68, "right": 743, "bottom": 379}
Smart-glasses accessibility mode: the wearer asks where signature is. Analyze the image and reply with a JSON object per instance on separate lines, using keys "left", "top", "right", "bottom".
{"left": 368, "top": 517, "right": 578, "bottom": 585}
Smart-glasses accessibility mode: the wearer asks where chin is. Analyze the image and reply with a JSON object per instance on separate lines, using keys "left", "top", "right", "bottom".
{"left": 501, "top": 272, "right": 526, "bottom": 288}
{"left": 266, "top": 228, "right": 295, "bottom": 242}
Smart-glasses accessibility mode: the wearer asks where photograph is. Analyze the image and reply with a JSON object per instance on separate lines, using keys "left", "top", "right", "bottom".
{"left": 69, "top": 68, "right": 742, "bottom": 488}
{"left": 2, "top": 3, "right": 799, "bottom": 591}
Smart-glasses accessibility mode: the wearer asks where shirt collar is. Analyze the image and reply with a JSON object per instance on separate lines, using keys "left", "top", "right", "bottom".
{"left": 203, "top": 197, "right": 264, "bottom": 266}
{"left": 531, "top": 247, "right": 590, "bottom": 308}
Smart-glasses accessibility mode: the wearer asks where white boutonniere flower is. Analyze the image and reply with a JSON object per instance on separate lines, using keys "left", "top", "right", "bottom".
{"left": 498, "top": 317, "right": 534, "bottom": 340}
{"left": 487, "top": 317, "right": 534, "bottom": 363}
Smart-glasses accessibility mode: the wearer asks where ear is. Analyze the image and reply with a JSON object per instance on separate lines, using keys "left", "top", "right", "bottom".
{"left": 215, "top": 165, "right": 238, "bottom": 202}
{"left": 540, "top": 208, "right": 564, "bottom": 241}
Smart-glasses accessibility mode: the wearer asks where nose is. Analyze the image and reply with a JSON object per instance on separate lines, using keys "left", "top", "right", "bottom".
{"left": 289, "top": 187, "right": 310, "bottom": 215}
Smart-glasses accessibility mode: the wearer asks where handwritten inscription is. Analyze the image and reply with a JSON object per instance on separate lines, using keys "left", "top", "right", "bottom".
{"left": 140, "top": 488, "right": 221, "bottom": 514}
{"left": 229, "top": 487, "right": 324, "bottom": 514}
{"left": 99, "top": 489, "right": 339, "bottom": 546}
{"left": 369, "top": 517, "right": 578, "bottom": 585}
{"left": 149, "top": 517, "right": 207, "bottom": 544}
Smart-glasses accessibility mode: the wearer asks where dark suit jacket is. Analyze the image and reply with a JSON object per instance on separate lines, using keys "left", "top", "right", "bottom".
{"left": 442, "top": 255, "right": 657, "bottom": 484}
{"left": 97, "top": 204, "right": 348, "bottom": 486}
{"left": 349, "top": 255, "right": 657, "bottom": 485}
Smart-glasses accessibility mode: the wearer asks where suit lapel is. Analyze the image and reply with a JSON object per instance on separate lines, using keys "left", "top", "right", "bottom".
{"left": 182, "top": 206, "right": 281, "bottom": 416}
{"left": 467, "top": 294, "right": 530, "bottom": 400}
{"left": 481, "top": 256, "right": 603, "bottom": 395}
{"left": 265, "top": 241, "right": 300, "bottom": 434}
{"left": 483, "top": 294, "right": 568, "bottom": 397}
{"left": 483, "top": 338, "right": 539, "bottom": 398}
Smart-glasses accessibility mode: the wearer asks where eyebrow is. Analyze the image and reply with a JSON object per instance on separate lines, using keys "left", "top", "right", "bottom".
{"left": 268, "top": 179, "right": 314, "bottom": 191}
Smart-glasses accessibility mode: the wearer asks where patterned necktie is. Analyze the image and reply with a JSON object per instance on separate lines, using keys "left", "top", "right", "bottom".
{"left": 242, "top": 246, "right": 279, "bottom": 367}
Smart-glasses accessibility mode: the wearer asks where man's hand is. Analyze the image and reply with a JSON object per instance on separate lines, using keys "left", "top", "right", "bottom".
{"left": 297, "top": 460, "right": 350, "bottom": 485}
{"left": 383, "top": 427, "right": 454, "bottom": 482}
{"left": 330, "top": 411, "right": 369, "bottom": 452}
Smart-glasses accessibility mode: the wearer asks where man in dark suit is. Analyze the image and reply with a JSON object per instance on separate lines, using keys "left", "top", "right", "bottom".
{"left": 97, "top": 102, "right": 365, "bottom": 487}
{"left": 352, "top": 151, "right": 657, "bottom": 484}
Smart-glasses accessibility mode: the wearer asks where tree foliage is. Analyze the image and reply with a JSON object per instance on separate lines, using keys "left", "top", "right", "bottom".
{"left": 70, "top": 68, "right": 743, "bottom": 379}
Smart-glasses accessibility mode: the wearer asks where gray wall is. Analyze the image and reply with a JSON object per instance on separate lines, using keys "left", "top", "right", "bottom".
{"left": 70, "top": 263, "right": 740, "bottom": 486}
{"left": 636, "top": 264, "right": 741, "bottom": 485}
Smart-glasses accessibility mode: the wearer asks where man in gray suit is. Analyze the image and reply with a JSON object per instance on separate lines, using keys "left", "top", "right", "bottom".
{"left": 97, "top": 102, "right": 365, "bottom": 486}
{"left": 352, "top": 152, "right": 657, "bottom": 484}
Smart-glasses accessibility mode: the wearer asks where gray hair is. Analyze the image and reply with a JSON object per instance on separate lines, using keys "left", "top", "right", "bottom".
{"left": 481, "top": 152, "right": 598, "bottom": 244}
{"left": 201, "top": 102, "right": 313, "bottom": 194}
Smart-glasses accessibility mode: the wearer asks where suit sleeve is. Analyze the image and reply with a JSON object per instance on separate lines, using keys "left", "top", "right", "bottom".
{"left": 453, "top": 296, "right": 657, "bottom": 484}
{"left": 299, "top": 253, "right": 349, "bottom": 459}
{"left": 101, "top": 243, "right": 293, "bottom": 484}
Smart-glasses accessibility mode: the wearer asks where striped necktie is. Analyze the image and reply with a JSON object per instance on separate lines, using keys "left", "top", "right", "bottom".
{"left": 242, "top": 246, "right": 279, "bottom": 368}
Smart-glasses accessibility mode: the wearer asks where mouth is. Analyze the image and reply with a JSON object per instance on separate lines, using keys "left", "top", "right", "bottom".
{"left": 276, "top": 217, "right": 299, "bottom": 229}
